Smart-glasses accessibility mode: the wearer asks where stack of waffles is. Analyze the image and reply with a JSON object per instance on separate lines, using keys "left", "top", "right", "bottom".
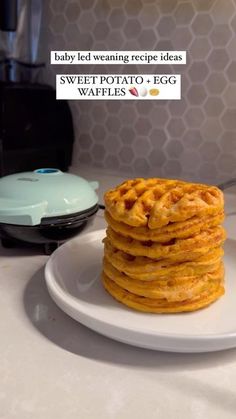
{"left": 102, "top": 178, "right": 226, "bottom": 313}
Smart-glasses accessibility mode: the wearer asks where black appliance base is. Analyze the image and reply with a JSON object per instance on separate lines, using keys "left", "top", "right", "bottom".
{"left": 1, "top": 238, "right": 60, "bottom": 255}
{"left": 0, "top": 205, "right": 99, "bottom": 255}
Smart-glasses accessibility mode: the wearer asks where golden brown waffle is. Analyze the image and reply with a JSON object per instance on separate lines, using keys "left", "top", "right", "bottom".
{"left": 102, "top": 273, "right": 225, "bottom": 313}
{"left": 103, "top": 258, "right": 224, "bottom": 302}
{"left": 105, "top": 210, "right": 224, "bottom": 243}
{"left": 104, "top": 238, "right": 224, "bottom": 280}
{"left": 104, "top": 178, "right": 224, "bottom": 229}
{"left": 106, "top": 225, "right": 226, "bottom": 260}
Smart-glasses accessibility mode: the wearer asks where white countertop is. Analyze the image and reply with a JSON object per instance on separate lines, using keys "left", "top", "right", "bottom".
{"left": 1, "top": 168, "right": 236, "bottom": 419}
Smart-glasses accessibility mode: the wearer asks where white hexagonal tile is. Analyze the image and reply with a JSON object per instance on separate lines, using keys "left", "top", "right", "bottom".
{"left": 65, "top": 2, "right": 80, "bottom": 23}
{"left": 174, "top": 2, "right": 195, "bottom": 25}
{"left": 168, "top": 97, "right": 188, "bottom": 117}
{"left": 192, "top": 14, "right": 214, "bottom": 35}
{"left": 50, "top": 14, "right": 67, "bottom": 34}
{"left": 208, "top": 49, "right": 229, "bottom": 71}
{"left": 221, "top": 109, "right": 236, "bottom": 130}
{"left": 223, "top": 84, "right": 236, "bottom": 107}
{"left": 106, "top": 29, "right": 125, "bottom": 49}
{"left": 50, "top": 0, "right": 67, "bottom": 13}
{"left": 204, "top": 97, "right": 224, "bottom": 117}
{"left": 104, "top": 154, "right": 120, "bottom": 170}
{"left": 216, "top": 153, "right": 236, "bottom": 174}
{"left": 77, "top": 133, "right": 93, "bottom": 150}
{"left": 194, "top": 0, "right": 216, "bottom": 12}
{"left": 78, "top": 11, "right": 96, "bottom": 33}
{"left": 184, "top": 107, "right": 205, "bottom": 128}
{"left": 91, "top": 124, "right": 107, "bottom": 142}
{"left": 124, "top": 0, "right": 143, "bottom": 16}
{"left": 133, "top": 136, "right": 152, "bottom": 157}
{"left": 188, "top": 61, "right": 209, "bottom": 83}
{"left": 106, "top": 115, "right": 121, "bottom": 134}
{"left": 104, "top": 135, "right": 121, "bottom": 153}
{"left": 200, "top": 118, "right": 223, "bottom": 142}
{"left": 120, "top": 126, "right": 136, "bottom": 144}
{"left": 199, "top": 142, "right": 221, "bottom": 161}
{"left": 149, "top": 128, "right": 168, "bottom": 148}
{"left": 171, "top": 27, "right": 193, "bottom": 49}
{"left": 134, "top": 117, "right": 152, "bottom": 135}
{"left": 133, "top": 157, "right": 150, "bottom": 175}
{"left": 119, "top": 105, "right": 138, "bottom": 125}
{"left": 187, "top": 85, "right": 207, "bottom": 106}
{"left": 182, "top": 130, "right": 203, "bottom": 149}
{"left": 91, "top": 143, "right": 107, "bottom": 161}
{"left": 220, "top": 131, "right": 236, "bottom": 152}
{"left": 226, "top": 61, "right": 236, "bottom": 82}
{"left": 211, "top": 0, "right": 235, "bottom": 24}
{"left": 157, "top": 16, "right": 176, "bottom": 37}
{"left": 108, "top": 8, "right": 126, "bottom": 29}
{"left": 210, "top": 24, "right": 232, "bottom": 47}
{"left": 206, "top": 73, "right": 227, "bottom": 94}
{"left": 190, "top": 37, "right": 211, "bottom": 60}
{"left": 140, "top": 4, "right": 159, "bottom": 27}
{"left": 166, "top": 118, "right": 185, "bottom": 137}
{"left": 180, "top": 149, "right": 201, "bottom": 172}
{"left": 119, "top": 146, "right": 135, "bottom": 164}
{"left": 137, "top": 28, "right": 157, "bottom": 49}
{"left": 123, "top": 19, "right": 142, "bottom": 38}
{"left": 163, "top": 160, "right": 182, "bottom": 177}
{"left": 148, "top": 149, "right": 166, "bottom": 167}
{"left": 93, "top": 20, "right": 110, "bottom": 40}
{"left": 165, "top": 140, "right": 184, "bottom": 158}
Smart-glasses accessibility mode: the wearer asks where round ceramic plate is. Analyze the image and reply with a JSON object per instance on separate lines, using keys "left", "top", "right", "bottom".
{"left": 45, "top": 216, "right": 236, "bottom": 353}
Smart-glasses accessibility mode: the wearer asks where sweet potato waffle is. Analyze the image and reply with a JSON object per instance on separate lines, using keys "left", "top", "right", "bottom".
{"left": 106, "top": 225, "right": 226, "bottom": 260}
{"left": 102, "top": 273, "right": 225, "bottom": 313}
{"left": 104, "top": 239, "right": 224, "bottom": 280}
{"left": 103, "top": 258, "right": 224, "bottom": 302}
{"left": 102, "top": 177, "right": 226, "bottom": 314}
{"left": 104, "top": 178, "right": 224, "bottom": 229}
{"left": 105, "top": 210, "right": 224, "bottom": 243}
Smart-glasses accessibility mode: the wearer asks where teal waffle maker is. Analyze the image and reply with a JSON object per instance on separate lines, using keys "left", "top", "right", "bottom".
{"left": 0, "top": 168, "right": 99, "bottom": 254}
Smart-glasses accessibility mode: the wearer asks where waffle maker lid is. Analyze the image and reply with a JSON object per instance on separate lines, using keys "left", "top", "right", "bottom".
{"left": 0, "top": 168, "right": 99, "bottom": 226}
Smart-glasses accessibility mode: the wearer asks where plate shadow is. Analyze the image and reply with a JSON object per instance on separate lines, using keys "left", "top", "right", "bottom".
{"left": 24, "top": 267, "right": 236, "bottom": 372}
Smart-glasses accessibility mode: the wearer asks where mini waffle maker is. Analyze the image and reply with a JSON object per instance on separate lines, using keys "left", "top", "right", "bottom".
{"left": 0, "top": 168, "right": 99, "bottom": 254}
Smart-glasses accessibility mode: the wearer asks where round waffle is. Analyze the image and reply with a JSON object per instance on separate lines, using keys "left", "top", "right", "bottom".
{"left": 106, "top": 225, "right": 226, "bottom": 260}
{"left": 105, "top": 210, "right": 224, "bottom": 243}
{"left": 104, "top": 178, "right": 224, "bottom": 229}
{"left": 102, "top": 273, "right": 225, "bottom": 313}
{"left": 103, "top": 258, "right": 224, "bottom": 302}
{"left": 104, "top": 238, "right": 224, "bottom": 280}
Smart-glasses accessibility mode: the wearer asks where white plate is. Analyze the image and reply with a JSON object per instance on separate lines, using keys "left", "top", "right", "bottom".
{"left": 45, "top": 216, "right": 236, "bottom": 353}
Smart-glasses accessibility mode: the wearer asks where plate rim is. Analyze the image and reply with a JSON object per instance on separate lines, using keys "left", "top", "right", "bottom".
{"left": 45, "top": 229, "right": 236, "bottom": 352}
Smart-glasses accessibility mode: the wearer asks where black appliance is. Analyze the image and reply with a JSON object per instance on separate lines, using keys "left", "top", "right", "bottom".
{"left": 0, "top": 0, "right": 74, "bottom": 176}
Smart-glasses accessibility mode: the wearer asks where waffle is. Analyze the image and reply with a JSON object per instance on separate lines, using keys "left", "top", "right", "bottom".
{"left": 104, "top": 178, "right": 224, "bottom": 229}
{"left": 106, "top": 225, "right": 226, "bottom": 260}
{"left": 103, "top": 258, "right": 224, "bottom": 302}
{"left": 104, "top": 238, "right": 224, "bottom": 280}
{"left": 105, "top": 210, "right": 224, "bottom": 243}
{"left": 102, "top": 273, "right": 225, "bottom": 313}
{"left": 102, "top": 177, "right": 225, "bottom": 314}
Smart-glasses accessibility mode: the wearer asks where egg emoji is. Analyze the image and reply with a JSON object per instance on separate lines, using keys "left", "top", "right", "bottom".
{"left": 139, "top": 86, "right": 148, "bottom": 97}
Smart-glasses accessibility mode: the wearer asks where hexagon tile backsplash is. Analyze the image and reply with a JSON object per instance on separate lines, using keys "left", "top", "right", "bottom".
{"left": 44, "top": 0, "right": 236, "bottom": 183}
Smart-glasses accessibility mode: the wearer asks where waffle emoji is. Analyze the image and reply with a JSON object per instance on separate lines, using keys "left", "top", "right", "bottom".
{"left": 102, "top": 177, "right": 226, "bottom": 314}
